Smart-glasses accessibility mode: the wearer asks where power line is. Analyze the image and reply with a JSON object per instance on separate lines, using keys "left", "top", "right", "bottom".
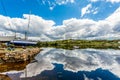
{"left": 0, "top": 0, "right": 8, "bottom": 16}
{"left": 0, "top": 0, "right": 16, "bottom": 38}
{"left": 0, "top": 0, "right": 12, "bottom": 29}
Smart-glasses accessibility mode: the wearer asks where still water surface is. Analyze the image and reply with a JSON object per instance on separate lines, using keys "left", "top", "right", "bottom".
{"left": 3, "top": 48, "right": 120, "bottom": 80}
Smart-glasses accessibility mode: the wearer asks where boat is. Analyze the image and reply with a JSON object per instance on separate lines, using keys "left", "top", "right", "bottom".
{"left": 73, "top": 46, "right": 79, "bottom": 49}
{"left": 10, "top": 40, "right": 37, "bottom": 46}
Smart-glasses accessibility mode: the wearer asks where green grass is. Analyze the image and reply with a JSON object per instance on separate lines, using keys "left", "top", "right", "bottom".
{"left": 36, "top": 39, "right": 120, "bottom": 49}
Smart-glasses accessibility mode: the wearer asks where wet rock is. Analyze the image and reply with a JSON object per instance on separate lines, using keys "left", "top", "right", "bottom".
{"left": 0, "top": 58, "right": 5, "bottom": 63}
{"left": 0, "top": 74, "right": 11, "bottom": 80}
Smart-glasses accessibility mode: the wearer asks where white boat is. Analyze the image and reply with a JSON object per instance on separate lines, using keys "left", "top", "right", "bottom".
{"left": 73, "top": 46, "right": 79, "bottom": 49}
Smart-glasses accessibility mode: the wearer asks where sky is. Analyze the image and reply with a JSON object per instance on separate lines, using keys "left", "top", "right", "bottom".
{"left": 0, "top": 0, "right": 120, "bottom": 41}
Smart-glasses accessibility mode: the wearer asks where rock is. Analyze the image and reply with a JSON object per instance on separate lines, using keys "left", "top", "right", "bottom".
{"left": 0, "top": 48, "right": 41, "bottom": 63}
{"left": 0, "top": 74, "right": 11, "bottom": 80}
{"left": 0, "top": 58, "right": 5, "bottom": 63}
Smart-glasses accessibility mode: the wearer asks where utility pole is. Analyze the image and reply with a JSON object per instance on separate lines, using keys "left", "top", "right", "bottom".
{"left": 25, "top": 11, "right": 31, "bottom": 40}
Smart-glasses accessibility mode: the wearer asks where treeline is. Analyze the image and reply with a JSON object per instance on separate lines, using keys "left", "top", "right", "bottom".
{"left": 36, "top": 39, "right": 120, "bottom": 49}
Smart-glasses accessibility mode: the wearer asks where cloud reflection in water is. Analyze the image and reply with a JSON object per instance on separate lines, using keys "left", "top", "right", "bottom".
{"left": 21, "top": 48, "right": 120, "bottom": 78}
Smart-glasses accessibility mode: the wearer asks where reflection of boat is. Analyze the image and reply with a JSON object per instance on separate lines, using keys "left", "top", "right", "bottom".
{"left": 0, "top": 36, "right": 15, "bottom": 42}
{"left": 73, "top": 46, "right": 79, "bottom": 49}
{"left": 30, "top": 59, "right": 38, "bottom": 63}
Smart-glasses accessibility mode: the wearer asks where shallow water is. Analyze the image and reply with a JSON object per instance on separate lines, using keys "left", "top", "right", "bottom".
{"left": 2, "top": 48, "right": 120, "bottom": 80}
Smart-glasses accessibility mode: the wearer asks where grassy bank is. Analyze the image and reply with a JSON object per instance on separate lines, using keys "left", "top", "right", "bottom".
{"left": 36, "top": 39, "right": 120, "bottom": 49}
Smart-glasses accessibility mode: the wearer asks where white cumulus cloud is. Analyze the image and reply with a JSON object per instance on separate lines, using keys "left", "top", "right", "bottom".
{"left": 0, "top": 7, "right": 120, "bottom": 41}
{"left": 0, "top": 14, "right": 55, "bottom": 40}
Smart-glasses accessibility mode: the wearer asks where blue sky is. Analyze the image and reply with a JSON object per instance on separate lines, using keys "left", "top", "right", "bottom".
{"left": 0, "top": 0, "right": 120, "bottom": 40}
{"left": 0, "top": 0, "right": 119, "bottom": 25}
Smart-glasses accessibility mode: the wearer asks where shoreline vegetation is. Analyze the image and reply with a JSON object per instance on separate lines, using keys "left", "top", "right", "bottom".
{"left": 0, "top": 39, "right": 119, "bottom": 65}
{"left": 36, "top": 39, "right": 120, "bottom": 49}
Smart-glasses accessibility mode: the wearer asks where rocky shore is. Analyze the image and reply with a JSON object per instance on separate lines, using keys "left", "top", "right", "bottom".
{"left": 0, "top": 74, "right": 11, "bottom": 80}
{"left": 0, "top": 48, "right": 41, "bottom": 63}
